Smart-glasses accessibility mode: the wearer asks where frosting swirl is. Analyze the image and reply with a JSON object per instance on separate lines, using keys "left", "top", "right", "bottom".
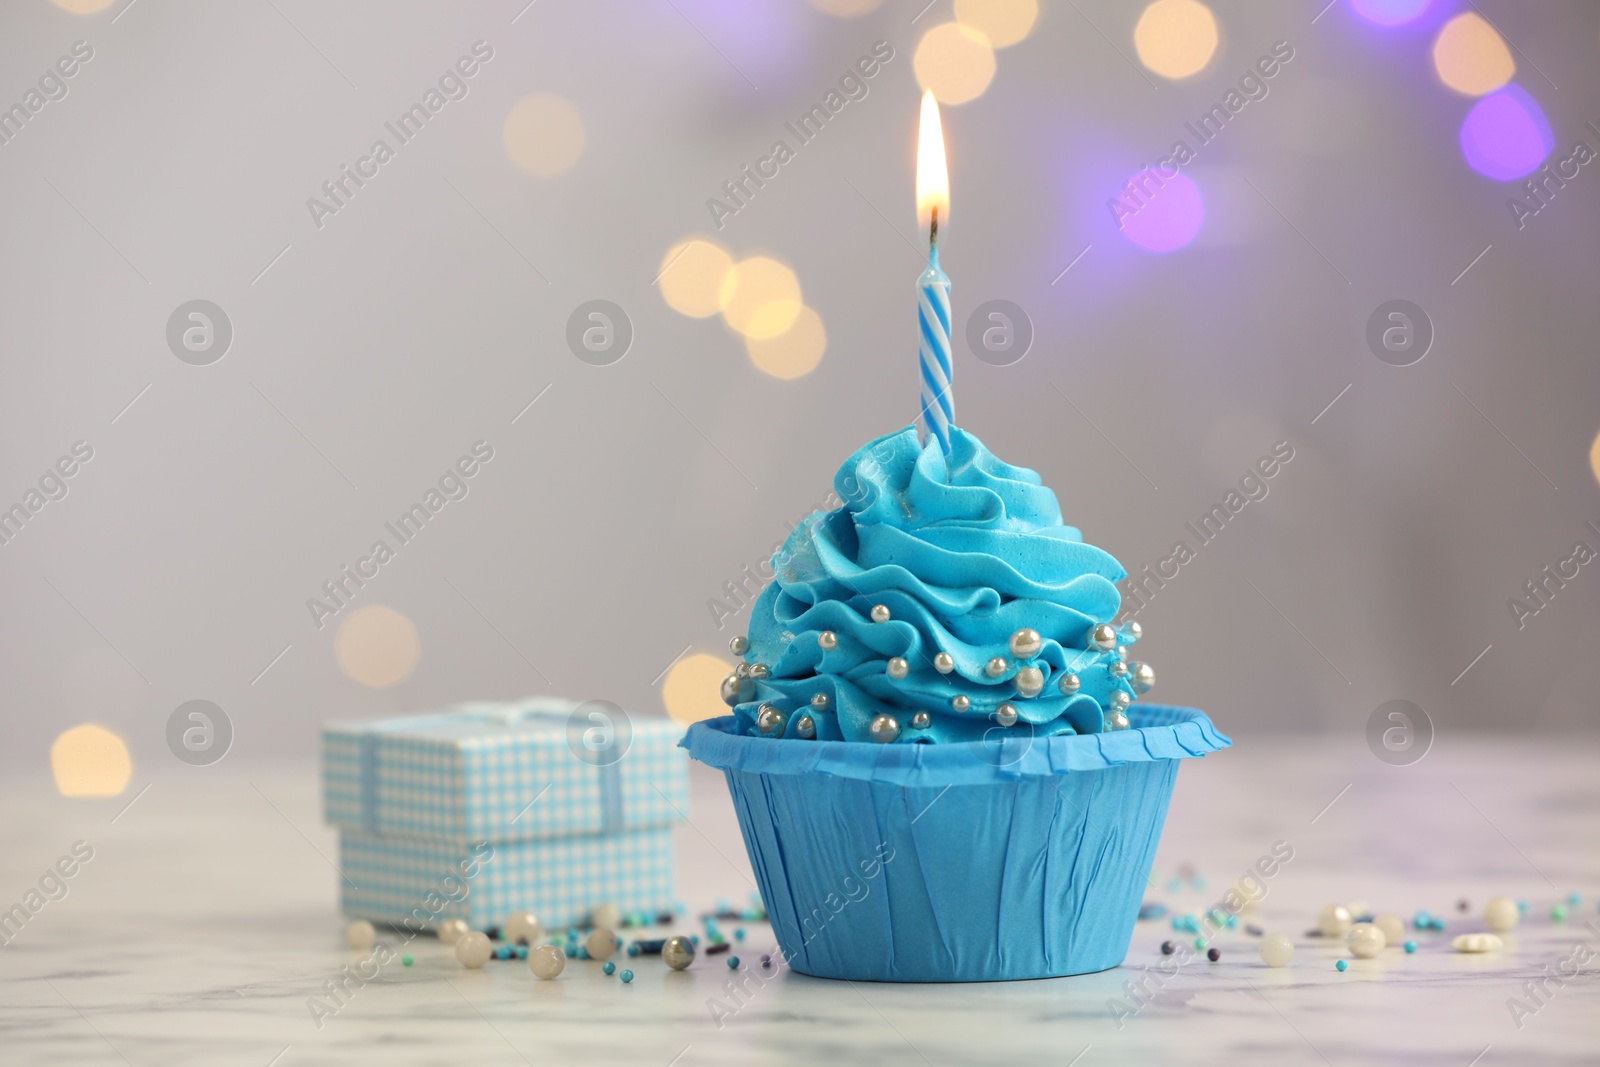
{"left": 728, "top": 426, "right": 1146, "bottom": 744}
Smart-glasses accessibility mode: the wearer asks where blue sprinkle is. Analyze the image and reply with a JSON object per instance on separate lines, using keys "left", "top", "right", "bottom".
{"left": 1413, "top": 911, "right": 1431, "bottom": 929}
{"left": 1335, "top": 959, "right": 1348, "bottom": 972}
{"left": 602, "top": 961, "right": 616, "bottom": 975}
{"left": 1138, "top": 903, "right": 1168, "bottom": 921}
{"left": 1191, "top": 876, "right": 1206, "bottom": 891}
{"left": 1566, "top": 892, "right": 1581, "bottom": 907}
{"left": 576, "top": 946, "right": 590, "bottom": 960}
{"left": 1518, "top": 900, "right": 1530, "bottom": 913}
{"left": 728, "top": 956, "right": 740, "bottom": 969}
{"left": 1404, "top": 941, "right": 1417, "bottom": 953}
{"left": 1430, "top": 918, "right": 1446, "bottom": 932}
{"left": 690, "top": 935, "right": 700, "bottom": 945}
{"left": 627, "top": 942, "right": 641, "bottom": 957}
{"left": 516, "top": 945, "right": 528, "bottom": 959}
{"left": 619, "top": 969, "right": 634, "bottom": 983}
{"left": 566, "top": 928, "right": 578, "bottom": 939}
{"left": 735, "top": 929, "right": 746, "bottom": 941}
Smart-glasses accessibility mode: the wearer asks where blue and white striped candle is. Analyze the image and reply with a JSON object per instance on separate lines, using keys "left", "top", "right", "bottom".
{"left": 915, "top": 90, "right": 953, "bottom": 454}
{"left": 917, "top": 241, "right": 953, "bottom": 454}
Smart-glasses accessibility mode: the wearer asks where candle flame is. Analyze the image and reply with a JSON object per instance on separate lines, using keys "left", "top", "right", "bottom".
{"left": 916, "top": 90, "right": 948, "bottom": 238}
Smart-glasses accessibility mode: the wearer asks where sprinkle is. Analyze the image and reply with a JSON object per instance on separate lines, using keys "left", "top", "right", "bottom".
{"left": 1335, "top": 959, "right": 1348, "bottom": 972}
{"left": 690, "top": 935, "right": 700, "bottom": 945}
{"left": 1160, "top": 941, "right": 1175, "bottom": 955}
{"left": 1413, "top": 911, "right": 1432, "bottom": 930}
{"left": 706, "top": 941, "right": 730, "bottom": 956}
{"left": 619, "top": 969, "right": 634, "bottom": 983}
{"left": 1518, "top": 900, "right": 1530, "bottom": 913}
{"left": 1552, "top": 904, "right": 1569, "bottom": 922}
{"left": 1139, "top": 902, "right": 1169, "bottom": 920}
{"left": 1193, "top": 937, "right": 1206, "bottom": 951}
{"left": 1567, "top": 892, "right": 1581, "bottom": 907}
{"left": 1245, "top": 924, "right": 1265, "bottom": 937}
{"left": 603, "top": 961, "right": 616, "bottom": 975}
{"left": 633, "top": 939, "right": 666, "bottom": 955}
{"left": 1457, "top": 898, "right": 1470, "bottom": 913}
{"left": 402, "top": 954, "right": 413, "bottom": 966}
{"left": 516, "top": 945, "right": 528, "bottom": 959}
{"left": 1206, "top": 948, "right": 1221, "bottom": 962}
{"left": 728, "top": 956, "right": 741, "bottom": 969}
{"left": 734, "top": 929, "right": 746, "bottom": 941}
{"left": 484, "top": 925, "right": 501, "bottom": 941}
{"left": 1404, "top": 940, "right": 1417, "bottom": 953}
{"left": 627, "top": 942, "right": 642, "bottom": 957}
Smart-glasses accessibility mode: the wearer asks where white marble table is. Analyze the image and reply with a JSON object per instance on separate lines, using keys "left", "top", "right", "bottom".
{"left": 3, "top": 731, "right": 1597, "bottom": 1066}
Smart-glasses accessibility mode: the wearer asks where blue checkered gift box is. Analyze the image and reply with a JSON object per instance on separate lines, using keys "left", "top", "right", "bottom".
{"left": 321, "top": 696, "right": 688, "bottom": 931}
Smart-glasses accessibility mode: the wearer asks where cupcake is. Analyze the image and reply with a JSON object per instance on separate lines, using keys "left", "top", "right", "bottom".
{"left": 683, "top": 425, "right": 1228, "bottom": 981}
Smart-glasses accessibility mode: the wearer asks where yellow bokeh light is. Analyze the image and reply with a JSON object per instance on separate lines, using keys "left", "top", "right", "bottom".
{"left": 503, "top": 93, "right": 585, "bottom": 177}
{"left": 50, "top": 0, "right": 115, "bottom": 12}
{"left": 661, "top": 653, "right": 736, "bottom": 728}
{"left": 747, "top": 306, "right": 827, "bottom": 380}
{"left": 954, "top": 0, "right": 1039, "bottom": 48}
{"left": 51, "top": 724, "right": 131, "bottom": 797}
{"left": 660, "top": 238, "right": 736, "bottom": 319}
{"left": 1134, "top": 0, "right": 1219, "bottom": 81}
{"left": 808, "top": 0, "right": 882, "bottom": 15}
{"left": 913, "top": 22, "right": 997, "bottom": 106}
{"left": 1432, "top": 13, "right": 1514, "bottom": 97}
{"left": 720, "top": 257, "right": 803, "bottom": 340}
{"left": 336, "top": 605, "right": 420, "bottom": 688}
{"left": 1590, "top": 428, "right": 1600, "bottom": 487}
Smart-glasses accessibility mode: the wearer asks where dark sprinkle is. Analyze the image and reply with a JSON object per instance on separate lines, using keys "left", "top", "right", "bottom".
{"left": 1207, "top": 948, "right": 1221, "bottom": 962}
{"left": 705, "top": 942, "right": 731, "bottom": 956}
{"left": 657, "top": 911, "right": 678, "bottom": 924}
{"left": 484, "top": 926, "right": 501, "bottom": 941}
{"left": 1160, "top": 941, "right": 1176, "bottom": 955}
{"left": 1354, "top": 915, "right": 1375, "bottom": 924}
{"left": 1458, "top": 899, "right": 1470, "bottom": 912}
{"left": 1245, "top": 924, "right": 1265, "bottom": 937}
{"left": 633, "top": 939, "right": 666, "bottom": 954}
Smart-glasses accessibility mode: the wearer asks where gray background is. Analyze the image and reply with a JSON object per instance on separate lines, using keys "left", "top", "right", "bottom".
{"left": 2, "top": 0, "right": 1597, "bottom": 774}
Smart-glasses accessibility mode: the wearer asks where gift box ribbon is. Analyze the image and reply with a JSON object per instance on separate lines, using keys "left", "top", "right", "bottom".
{"left": 356, "top": 703, "right": 625, "bottom": 837}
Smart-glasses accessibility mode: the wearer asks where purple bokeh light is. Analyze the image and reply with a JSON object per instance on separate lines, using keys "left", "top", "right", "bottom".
{"left": 1117, "top": 171, "right": 1204, "bottom": 253}
{"left": 1349, "top": 0, "right": 1432, "bottom": 26}
{"left": 1460, "top": 84, "right": 1555, "bottom": 181}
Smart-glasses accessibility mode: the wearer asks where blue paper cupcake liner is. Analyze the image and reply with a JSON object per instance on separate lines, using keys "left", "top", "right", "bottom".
{"left": 682, "top": 705, "right": 1229, "bottom": 982}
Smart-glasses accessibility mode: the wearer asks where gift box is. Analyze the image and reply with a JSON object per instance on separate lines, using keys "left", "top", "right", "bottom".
{"left": 322, "top": 697, "right": 689, "bottom": 931}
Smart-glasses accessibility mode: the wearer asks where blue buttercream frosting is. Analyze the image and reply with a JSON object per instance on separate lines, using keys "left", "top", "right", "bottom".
{"left": 728, "top": 425, "right": 1144, "bottom": 744}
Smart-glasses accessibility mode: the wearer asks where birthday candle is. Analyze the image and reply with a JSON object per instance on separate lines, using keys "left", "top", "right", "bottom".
{"left": 915, "top": 91, "right": 953, "bottom": 454}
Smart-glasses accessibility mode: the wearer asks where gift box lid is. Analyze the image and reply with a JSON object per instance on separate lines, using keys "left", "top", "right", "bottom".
{"left": 322, "top": 696, "right": 689, "bottom": 844}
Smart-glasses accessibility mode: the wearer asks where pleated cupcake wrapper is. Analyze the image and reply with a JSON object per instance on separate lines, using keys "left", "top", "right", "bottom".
{"left": 682, "top": 705, "right": 1229, "bottom": 982}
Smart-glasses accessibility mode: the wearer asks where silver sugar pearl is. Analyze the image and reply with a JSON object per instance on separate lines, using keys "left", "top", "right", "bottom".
{"left": 795, "top": 715, "right": 817, "bottom": 740}
{"left": 818, "top": 630, "right": 838, "bottom": 651}
{"left": 886, "top": 656, "right": 909, "bottom": 680}
{"left": 1109, "top": 660, "right": 1130, "bottom": 680}
{"left": 868, "top": 714, "right": 900, "bottom": 744}
{"left": 729, "top": 635, "right": 750, "bottom": 656}
{"left": 755, "top": 704, "right": 786, "bottom": 736}
{"left": 993, "top": 702, "right": 1019, "bottom": 727}
{"left": 933, "top": 652, "right": 955, "bottom": 674}
{"left": 810, "top": 692, "right": 830, "bottom": 710}
{"left": 1124, "top": 620, "right": 1143, "bottom": 643}
{"left": 1109, "top": 689, "right": 1132, "bottom": 709}
{"left": 1117, "top": 645, "right": 1128, "bottom": 662}
{"left": 1107, "top": 710, "right": 1130, "bottom": 731}
{"left": 1008, "top": 628, "right": 1042, "bottom": 658}
{"left": 749, "top": 663, "right": 769, "bottom": 680}
{"left": 1132, "top": 662, "right": 1156, "bottom": 693}
{"left": 911, "top": 711, "right": 931, "bottom": 730}
{"left": 1014, "top": 666, "right": 1044, "bottom": 698}
{"left": 1088, "top": 623, "right": 1117, "bottom": 651}
{"left": 870, "top": 604, "right": 891, "bottom": 623}
{"left": 1058, "top": 672, "right": 1081, "bottom": 696}
{"left": 662, "top": 935, "right": 696, "bottom": 970}
{"left": 736, "top": 662, "right": 750, "bottom": 678}
{"left": 721, "top": 672, "right": 752, "bottom": 706}
{"left": 985, "top": 656, "right": 1008, "bottom": 678}
{"left": 950, "top": 694, "right": 971, "bottom": 713}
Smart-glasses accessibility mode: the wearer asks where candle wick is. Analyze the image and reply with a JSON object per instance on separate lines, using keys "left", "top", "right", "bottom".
{"left": 929, "top": 205, "right": 939, "bottom": 251}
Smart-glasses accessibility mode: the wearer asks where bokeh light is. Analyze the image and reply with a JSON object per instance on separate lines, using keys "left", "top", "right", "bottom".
{"left": 1589, "top": 427, "right": 1600, "bottom": 487}
{"left": 720, "top": 257, "right": 803, "bottom": 340}
{"left": 659, "top": 238, "right": 735, "bottom": 318}
{"left": 336, "top": 605, "right": 420, "bottom": 688}
{"left": 808, "top": 0, "right": 882, "bottom": 16}
{"left": 662, "top": 653, "right": 735, "bottom": 728}
{"left": 1432, "top": 13, "right": 1514, "bottom": 96}
{"left": 1349, "top": 0, "right": 1432, "bottom": 27}
{"left": 51, "top": 724, "right": 131, "bottom": 797}
{"left": 954, "top": 0, "right": 1039, "bottom": 48}
{"left": 503, "top": 94, "right": 585, "bottom": 177}
{"left": 1117, "top": 170, "right": 1205, "bottom": 253}
{"left": 746, "top": 306, "right": 827, "bottom": 380}
{"left": 1134, "top": 0, "right": 1218, "bottom": 80}
{"left": 50, "top": 0, "right": 115, "bottom": 12}
{"left": 1459, "top": 84, "right": 1554, "bottom": 181}
{"left": 914, "top": 22, "right": 997, "bottom": 105}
